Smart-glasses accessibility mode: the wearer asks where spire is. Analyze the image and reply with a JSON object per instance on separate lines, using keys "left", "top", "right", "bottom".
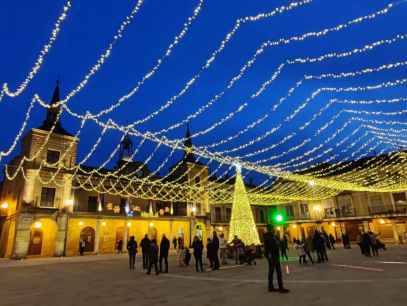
{"left": 38, "top": 79, "right": 71, "bottom": 136}
{"left": 119, "top": 135, "right": 134, "bottom": 161}
{"left": 183, "top": 121, "right": 196, "bottom": 163}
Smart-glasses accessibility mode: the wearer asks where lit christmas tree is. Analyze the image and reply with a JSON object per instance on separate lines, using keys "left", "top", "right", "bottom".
{"left": 228, "top": 166, "right": 261, "bottom": 245}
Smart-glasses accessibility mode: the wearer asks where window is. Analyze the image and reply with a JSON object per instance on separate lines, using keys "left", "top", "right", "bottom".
{"left": 259, "top": 210, "right": 265, "bottom": 223}
{"left": 369, "top": 194, "right": 384, "bottom": 213}
{"left": 393, "top": 192, "right": 407, "bottom": 205}
{"left": 299, "top": 203, "right": 309, "bottom": 217}
{"left": 40, "top": 187, "right": 56, "bottom": 208}
{"left": 195, "top": 177, "right": 201, "bottom": 186}
{"left": 87, "top": 196, "right": 98, "bottom": 212}
{"left": 337, "top": 195, "right": 354, "bottom": 216}
{"left": 285, "top": 205, "right": 294, "bottom": 218}
{"left": 214, "top": 207, "right": 222, "bottom": 221}
{"left": 225, "top": 207, "right": 232, "bottom": 221}
{"left": 46, "top": 150, "right": 60, "bottom": 164}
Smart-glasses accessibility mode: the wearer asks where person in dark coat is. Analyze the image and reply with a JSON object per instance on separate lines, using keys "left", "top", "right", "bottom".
{"left": 361, "top": 232, "right": 372, "bottom": 257}
{"left": 206, "top": 238, "right": 214, "bottom": 269}
{"left": 127, "top": 236, "right": 138, "bottom": 270}
{"left": 280, "top": 235, "right": 289, "bottom": 260}
{"left": 140, "top": 234, "right": 151, "bottom": 270}
{"left": 184, "top": 248, "right": 191, "bottom": 266}
{"left": 79, "top": 238, "right": 86, "bottom": 256}
{"left": 147, "top": 239, "right": 159, "bottom": 275}
{"left": 313, "top": 230, "right": 328, "bottom": 263}
{"left": 263, "top": 225, "right": 289, "bottom": 293}
{"left": 159, "top": 234, "right": 170, "bottom": 273}
{"left": 212, "top": 231, "right": 220, "bottom": 270}
{"left": 192, "top": 236, "right": 204, "bottom": 272}
{"left": 172, "top": 237, "right": 177, "bottom": 249}
{"left": 329, "top": 234, "right": 336, "bottom": 250}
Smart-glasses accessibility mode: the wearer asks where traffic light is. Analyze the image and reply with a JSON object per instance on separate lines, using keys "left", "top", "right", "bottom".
{"left": 268, "top": 209, "right": 286, "bottom": 225}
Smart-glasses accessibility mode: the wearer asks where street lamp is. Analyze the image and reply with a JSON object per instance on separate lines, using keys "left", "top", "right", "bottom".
{"left": 0, "top": 202, "right": 9, "bottom": 209}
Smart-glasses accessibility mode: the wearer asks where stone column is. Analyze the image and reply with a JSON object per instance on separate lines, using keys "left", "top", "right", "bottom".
{"left": 94, "top": 219, "right": 101, "bottom": 254}
{"left": 12, "top": 213, "right": 34, "bottom": 259}
{"left": 391, "top": 221, "right": 400, "bottom": 244}
{"left": 55, "top": 213, "right": 68, "bottom": 256}
{"left": 122, "top": 221, "right": 128, "bottom": 252}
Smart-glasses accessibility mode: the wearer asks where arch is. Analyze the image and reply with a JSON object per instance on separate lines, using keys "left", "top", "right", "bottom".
{"left": 28, "top": 228, "right": 43, "bottom": 255}
{"left": 27, "top": 218, "right": 57, "bottom": 257}
{"left": 80, "top": 226, "right": 95, "bottom": 252}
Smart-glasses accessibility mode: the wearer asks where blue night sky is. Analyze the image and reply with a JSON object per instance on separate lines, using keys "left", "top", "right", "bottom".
{"left": 0, "top": 0, "right": 406, "bottom": 182}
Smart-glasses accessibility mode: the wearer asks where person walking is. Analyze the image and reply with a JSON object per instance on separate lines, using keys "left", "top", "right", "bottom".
{"left": 264, "top": 225, "right": 289, "bottom": 293}
{"left": 147, "top": 239, "right": 159, "bottom": 275}
{"left": 159, "top": 234, "right": 170, "bottom": 273}
{"left": 329, "top": 234, "right": 336, "bottom": 250}
{"left": 206, "top": 238, "right": 214, "bottom": 269}
{"left": 280, "top": 235, "right": 289, "bottom": 261}
{"left": 127, "top": 236, "right": 138, "bottom": 270}
{"left": 368, "top": 231, "right": 379, "bottom": 256}
{"left": 294, "top": 239, "right": 307, "bottom": 264}
{"left": 304, "top": 235, "right": 314, "bottom": 264}
{"left": 219, "top": 233, "right": 227, "bottom": 265}
{"left": 192, "top": 236, "right": 204, "bottom": 272}
{"left": 313, "top": 230, "right": 328, "bottom": 263}
{"left": 79, "top": 238, "right": 86, "bottom": 256}
{"left": 172, "top": 237, "right": 177, "bottom": 250}
{"left": 212, "top": 231, "right": 220, "bottom": 270}
{"left": 361, "top": 232, "right": 372, "bottom": 257}
{"left": 140, "top": 234, "right": 151, "bottom": 271}
{"left": 231, "top": 235, "right": 241, "bottom": 264}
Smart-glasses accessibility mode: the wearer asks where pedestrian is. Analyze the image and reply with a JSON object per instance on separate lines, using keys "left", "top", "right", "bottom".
{"left": 140, "top": 234, "right": 151, "bottom": 270}
{"left": 280, "top": 235, "right": 289, "bottom": 261}
{"left": 263, "top": 225, "right": 289, "bottom": 293}
{"left": 231, "top": 235, "right": 241, "bottom": 264}
{"left": 294, "top": 239, "right": 306, "bottom": 264}
{"left": 159, "top": 234, "right": 170, "bottom": 273}
{"left": 192, "top": 236, "right": 204, "bottom": 272}
{"left": 206, "top": 238, "right": 214, "bottom": 269}
{"left": 79, "top": 238, "right": 86, "bottom": 256}
{"left": 304, "top": 235, "right": 314, "bottom": 264}
{"left": 212, "top": 231, "right": 220, "bottom": 270}
{"left": 313, "top": 230, "right": 328, "bottom": 263}
{"left": 361, "top": 232, "right": 372, "bottom": 257}
{"left": 147, "top": 239, "right": 159, "bottom": 275}
{"left": 184, "top": 248, "right": 191, "bottom": 266}
{"left": 322, "top": 230, "right": 331, "bottom": 250}
{"left": 368, "top": 231, "right": 379, "bottom": 256}
{"left": 127, "top": 236, "right": 138, "bottom": 270}
{"left": 172, "top": 237, "right": 177, "bottom": 250}
{"left": 116, "top": 239, "right": 123, "bottom": 254}
{"left": 329, "top": 234, "right": 336, "bottom": 250}
{"left": 342, "top": 233, "right": 351, "bottom": 249}
{"left": 219, "top": 233, "right": 227, "bottom": 265}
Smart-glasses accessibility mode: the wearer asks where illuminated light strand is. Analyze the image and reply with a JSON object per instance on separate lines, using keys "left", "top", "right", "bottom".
{"left": 33, "top": 0, "right": 204, "bottom": 118}
{"left": 151, "top": 7, "right": 401, "bottom": 138}
{"left": 0, "top": 1, "right": 73, "bottom": 101}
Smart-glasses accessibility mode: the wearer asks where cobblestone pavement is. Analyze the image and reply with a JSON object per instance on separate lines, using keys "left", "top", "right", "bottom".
{"left": 1, "top": 246, "right": 407, "bottom": 306}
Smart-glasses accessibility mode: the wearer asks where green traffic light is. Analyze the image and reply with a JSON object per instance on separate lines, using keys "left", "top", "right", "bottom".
{"left": 275, "top": 214, "right": 283, "bottom": 222}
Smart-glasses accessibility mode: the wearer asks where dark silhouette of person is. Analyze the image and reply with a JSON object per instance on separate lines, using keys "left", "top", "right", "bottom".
{"left": 117, "top": 239, "right": 123, "bottom": 254}
{"left": 159, "top": 234, "right": 170, "bottom": 273}
{"left": 280, "top": 235, "right": 289, "bottom": 260}
{"left": 329, "top": 234, "right": 336, "bottom": 250}
{"left": 212, "top": 231, "right": 220, "bottom": 270}
{"left": 184, "top": 248, "right": 191, "bottom": 266}
{"left": 140, "top": 234, "right": 151, "bottom": 270}
{"left": 172, "top": 237, "right": 177, "bottom": 249}
{"left": 263, "top": 225, "right": 289, "bottom": 293}
{"left": 127, "top": 236, "right": 138, "bottom": 270}
{"left": 206, "top": 238, "right": 214, "bottom": 269}
{"left": 192, "top": 236, "right": 204, "bottom": 272}
{"left": 147, "top": 239, "right": 159, "bottom": 275}
{"left": 313, "top": 230, "right": 328, "bottom": 263}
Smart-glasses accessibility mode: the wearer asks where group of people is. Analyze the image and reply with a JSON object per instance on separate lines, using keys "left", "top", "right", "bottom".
{"left": 357, "top": 231, "right": 386, "bottom": 257}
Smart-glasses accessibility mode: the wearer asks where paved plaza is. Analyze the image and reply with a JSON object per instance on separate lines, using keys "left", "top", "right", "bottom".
{"left": 1, "top": 246, "right": 407, "bottom": 306}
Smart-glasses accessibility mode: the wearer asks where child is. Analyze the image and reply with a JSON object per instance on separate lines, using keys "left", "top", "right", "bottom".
{"left": 294, "top": 239, "right": 307, "bottom": 264}
{"left": 184, "top": 248, "right": 191, "bottom": 266}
